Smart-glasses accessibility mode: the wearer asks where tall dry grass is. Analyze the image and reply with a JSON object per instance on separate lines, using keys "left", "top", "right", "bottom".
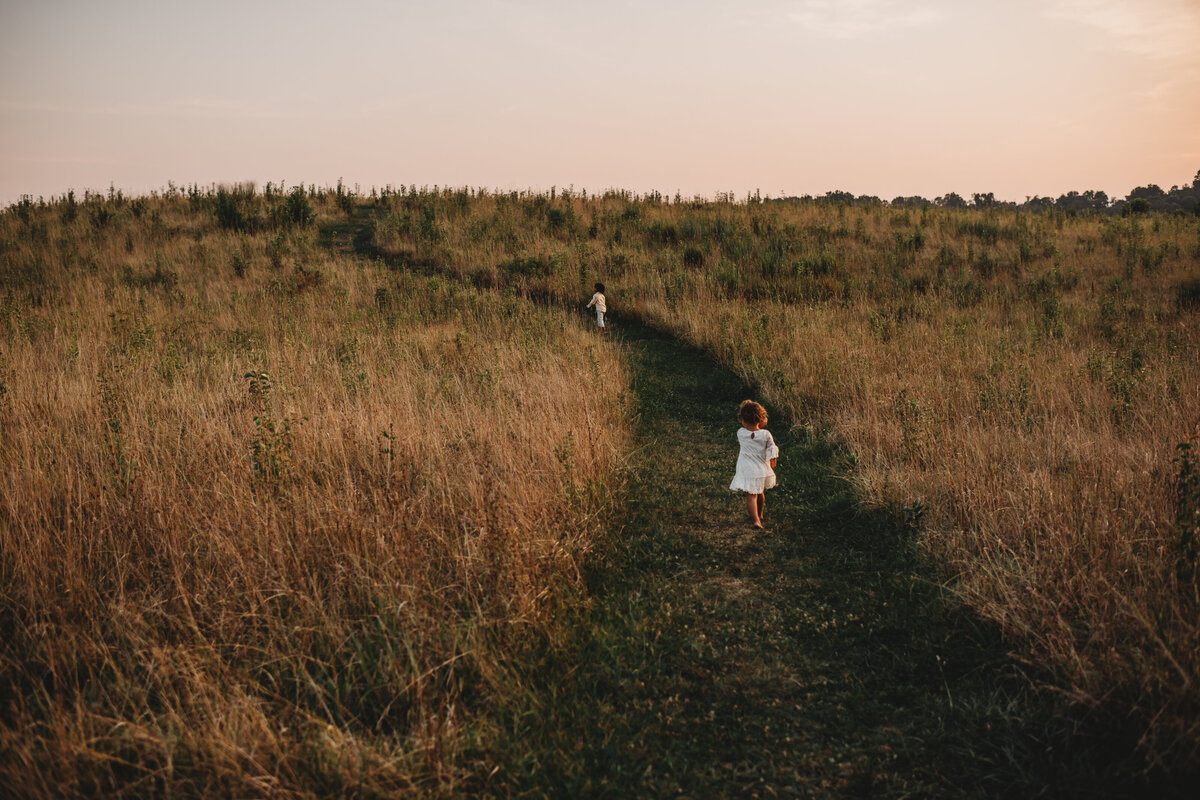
{"left": 357, "top": 186, "right": 1200, "bottom": 768}
{"left": 0, "top": 190, "right": 629, "bottom": 796}
{"left": 5, "top": 183, "right": 1198, "bottom": 779}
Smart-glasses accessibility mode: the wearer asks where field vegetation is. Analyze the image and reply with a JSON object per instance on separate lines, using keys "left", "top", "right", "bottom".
{"left": 0, "top": 184, "right": 629, "bottom": 795}
{"left": 359, "top": 180, "right": 1200, "bottom": 770}
{"left": 2, "top": 177, "right": 1198, "bottom": 793}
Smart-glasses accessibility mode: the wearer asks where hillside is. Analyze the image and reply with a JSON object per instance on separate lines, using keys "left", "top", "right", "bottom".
{"left": 1, "top": 185, "right": 1197, "bottom": 795}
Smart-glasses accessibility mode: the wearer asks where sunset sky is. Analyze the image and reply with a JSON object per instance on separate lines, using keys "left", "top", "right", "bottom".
{"left": 2, "top": 0, "right": 1198, "bottom": 206}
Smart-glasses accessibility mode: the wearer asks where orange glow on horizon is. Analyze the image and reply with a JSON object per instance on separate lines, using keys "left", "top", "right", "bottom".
{"left": 2, "top": 0, "right": 1198, "bottom": 206}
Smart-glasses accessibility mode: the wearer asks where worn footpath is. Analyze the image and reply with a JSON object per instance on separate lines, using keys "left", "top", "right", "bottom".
{"left": 482, "top": 319, "right": 1153, "bottom": 799}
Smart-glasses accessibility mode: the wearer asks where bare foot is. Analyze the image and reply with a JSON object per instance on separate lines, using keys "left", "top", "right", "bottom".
{"left": 751, "top": 521, "right": 763, "bottom": 529}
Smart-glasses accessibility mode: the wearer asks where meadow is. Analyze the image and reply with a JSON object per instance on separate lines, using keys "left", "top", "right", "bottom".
{"left": 0, "top": 187, "right": 629, "bottom": 795}
{"left": 1, "top": 182, "right": 1198, "bottom": 794}
{"left": 363, "top": 183, "right": 1200, "bottom": 770}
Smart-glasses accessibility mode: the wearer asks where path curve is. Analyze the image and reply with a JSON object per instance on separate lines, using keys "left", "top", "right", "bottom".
{"left": 486, "top": 319, "right": 1146, "bottom": 799}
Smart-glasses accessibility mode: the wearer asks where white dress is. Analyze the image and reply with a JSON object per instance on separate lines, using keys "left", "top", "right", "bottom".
{"left": 729, "top": 427, "right": 779, "bottom": 494}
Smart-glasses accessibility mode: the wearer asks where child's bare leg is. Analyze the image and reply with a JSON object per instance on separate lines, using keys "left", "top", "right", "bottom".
{"left": 745, "top": 492, "right": 762, "bottom": 528}
{"left": 757, "top": 493, "right": 765, "bottom": 522}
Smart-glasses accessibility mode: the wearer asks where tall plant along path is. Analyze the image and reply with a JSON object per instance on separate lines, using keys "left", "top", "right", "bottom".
{"left": 325, "top": 212, "right": 1163, "bottom": 799}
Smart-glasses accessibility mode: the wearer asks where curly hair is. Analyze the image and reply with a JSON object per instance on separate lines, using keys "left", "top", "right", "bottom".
{"left": 738, "top": 399, "right": 767, "bottom": 427}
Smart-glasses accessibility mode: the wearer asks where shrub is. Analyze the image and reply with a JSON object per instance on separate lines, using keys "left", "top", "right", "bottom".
{"left": 273, "top": 187, "right": 315, "bottom": 228}
{"left": 500, "top": 254, "right": 552, "bottom": 278}
{"left": 794, "top": 251, "right": 841, "bottom": 277}
{"left": 646, "top": 221, "right": 680, "bottom": 245}
{"left": 214, "top": 187, "right": 253, "bottom": 232}
{"left": 1176, "top": 277, "right": 1200, "bottom": 311}
{"left": 1123, "top": 198, "right": 1152, "bottom": 216}
{"left": 121, "top": 258, "right": 178, "bottom": 290}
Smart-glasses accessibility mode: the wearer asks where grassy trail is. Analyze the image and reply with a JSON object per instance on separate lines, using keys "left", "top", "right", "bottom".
{"left": 479, "top": 318, "right": 1151, "bottom": 799}
{"left": 322, "top": 215, "right": 1157, "bottom": 797}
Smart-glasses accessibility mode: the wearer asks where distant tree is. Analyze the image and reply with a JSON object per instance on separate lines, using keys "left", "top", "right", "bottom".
{"left": 1054, "top": 190, "right": 1108, "bottom": 213}
{"left": 1056, "top": 191, "right": 1081, "bottom": 212}
{"left": 1123, "top": 181, "right": 1200, "bottom": 213}
{"left": 1123, "top": 197, "right": 1152, "bottom": 215}
{"left": 1127, "top": 184, "right": 1165, "bottom": 202}
{"left": 936, "top": 192, "right": 967, "bottom": 208}
{"left": 1163, "top": 172, "right": 1199, "bottom": 215}
{"left": 824, "top": 190, "right": 856, "bottom": 205}
{"left": 972, "top": 192, "right": 997, "bottom": 208}
{"left": 891, "top": 195, "right": 932, "bottom": 208}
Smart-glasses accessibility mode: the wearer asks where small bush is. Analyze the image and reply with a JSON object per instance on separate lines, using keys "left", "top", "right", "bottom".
{"left": 214, "top": 188, "right": 252, "bottom": 232}
{"left": 272, "top": 187, "right": 315, "bottom": 228}
{"left": 973, "top": 249, "right": 999, "bottom": 277}
{"left": 934, "top": 244, "right": 961, "bottom": 268}
{"left": 292, "top": 265, "right": 323, "bottom": 293}
{"left": 1176, "top": 277, "right": 1200, "bottom": 311}
{"left": 794, "top": 251, "right": 841, "bottom": 277}
{"left": 646, "top": 221, "right": 680, "bottom": 245}
{"left": 951, "top": 278, "right": 985, "bottom": 307}
{"left": 121, "top": 258, "right": 178, "bottom": 290}
{"left": 1175, "top": 439, "right": 1200, "bottom": 589}
{"left": 500, "top": 254, "right": 551, "bottom": 278}
{"left": 334, "top": 179, "right": 355, "bottom": 216}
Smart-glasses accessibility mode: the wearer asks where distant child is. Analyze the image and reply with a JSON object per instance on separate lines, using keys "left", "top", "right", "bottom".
{"left": 729, "top": 400, "right": 779, "bottom": 529}
{"left": 586, "top": 282, "right": 607, "bottom": 333}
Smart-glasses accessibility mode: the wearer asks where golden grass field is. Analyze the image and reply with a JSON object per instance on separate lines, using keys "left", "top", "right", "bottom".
{"left": 0, "top": 190, "right": 629, "bottom": 795}
{"left": 367, "top": 186, "right": 1200, "bottom": 768}
{"left": 2, "top": 183, "right": 1198, "bottom": 793}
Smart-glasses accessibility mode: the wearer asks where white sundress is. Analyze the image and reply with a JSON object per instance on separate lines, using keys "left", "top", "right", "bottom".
{"left": 729, "top": 427, "right": 779, "bottom": 494}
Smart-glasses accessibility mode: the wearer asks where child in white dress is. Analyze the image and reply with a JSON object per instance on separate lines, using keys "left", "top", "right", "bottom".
{"left": 729, "top": 399, "right": 779, "bottom": 529}
{"left": 586, "top": 282, "right": 606, "bottom": 333}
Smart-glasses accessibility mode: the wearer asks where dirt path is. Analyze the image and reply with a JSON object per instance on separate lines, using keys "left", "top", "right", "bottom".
{"left": 481, "top": 319, "right": 1144, "bottom": 799}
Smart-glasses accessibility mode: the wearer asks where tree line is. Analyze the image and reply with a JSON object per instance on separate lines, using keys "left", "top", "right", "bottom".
{"left": 786, "top": 169, "right": 1200, "bottom": 216}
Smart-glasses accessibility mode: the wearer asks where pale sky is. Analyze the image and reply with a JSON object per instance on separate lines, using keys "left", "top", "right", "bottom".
{"left": 2, "top": 0, "right": 1198, "bottom": 205}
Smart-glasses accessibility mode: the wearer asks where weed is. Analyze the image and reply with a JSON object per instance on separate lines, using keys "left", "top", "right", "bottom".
{"left": 97, "top": 367, "right": 133, "bottom": 493}
{"left": 794, "top": 250, "right": 840, "bottom": 277}
{"left": 1176, "top": 277, "right": 1200, "bottom": 311}
{"left": 1175, "top": 438, "right": 1200, "bottom": 593}
{"left": 245, "top": 370, "right": 298, "bottom": 493}
{"left": 334, "top": 178, "right": 356, "bottom": 216}
{"left": 266, "top": 231, "right": 288, "bottom": 269}
{"left": 121, "top": 254, "right": 178, "bottom": 290}
{"left": 935, "top": 243, "right": 961, "bottom": 268}
{"left": 214, "top": 186, "right": 254, "bottom": 231}
{"left": 272, "top": 186, "right": 315, "bottom": 228}
{"left": 951, "top": 278, "right": 984, "bottom": 307}
{"left": 546, "top": 206, "right": 568, "bottom": 232}
{"left": 973, "top": 248, "right": 999, "bottom": 277}
{"left": 500, "top": 254, "right": 552, "bottom": 278}
{"left": 894, "top": 388, "right": 928, "bottom": 464}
